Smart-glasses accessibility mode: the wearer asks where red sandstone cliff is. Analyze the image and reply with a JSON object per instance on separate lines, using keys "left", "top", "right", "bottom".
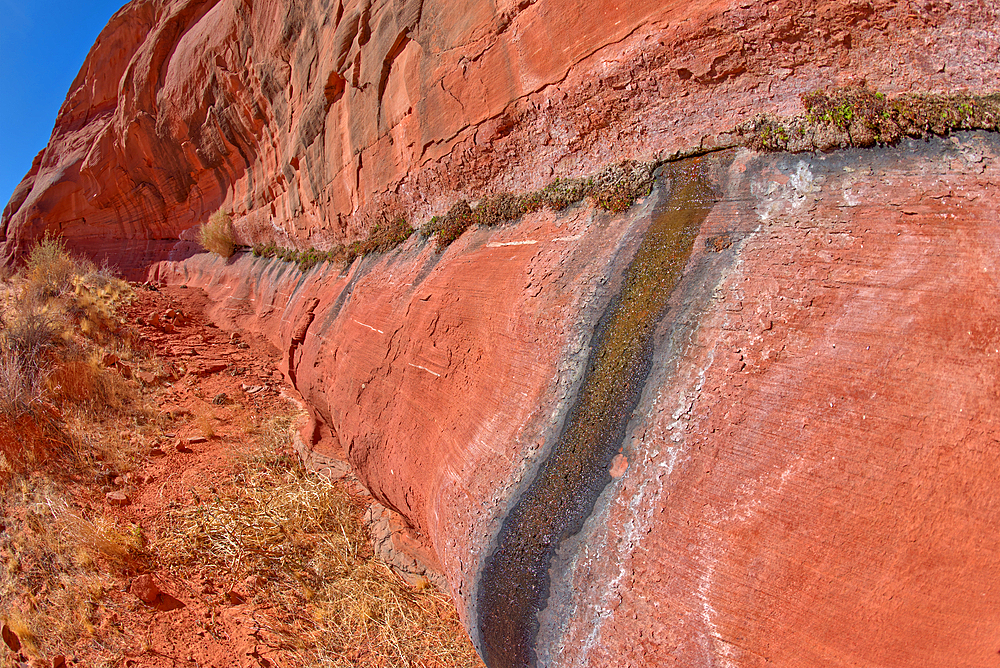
{"left": 5, "top": 1, "right": 1000, "bottom": 667}
{"left": 3, "top": 0, "right": 998, "bottom": 269}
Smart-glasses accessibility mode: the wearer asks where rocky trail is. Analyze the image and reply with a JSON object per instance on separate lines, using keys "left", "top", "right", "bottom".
{"left": 99, "top": 284, "right": 298, "bottom": 668}
{"left": 2, "top": 281, "right": 481, "bottom": 668}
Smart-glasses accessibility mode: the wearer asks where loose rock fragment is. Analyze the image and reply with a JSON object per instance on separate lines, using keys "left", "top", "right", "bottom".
{"left": 130, "top": 574, "right": 161, "bottom": 605}
{"left": 106, "top": 491, "right": 130, "bottom": 506}
{"left": 1, "top": 623, "right": 20, "bottom": 652}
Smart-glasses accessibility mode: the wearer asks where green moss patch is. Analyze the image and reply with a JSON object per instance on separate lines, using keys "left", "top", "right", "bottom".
{"left": 742, "top": 85, "right": 1000, "bottom": 152}
{"left": 251, "top": 217, "right": 413, "bottom": 273}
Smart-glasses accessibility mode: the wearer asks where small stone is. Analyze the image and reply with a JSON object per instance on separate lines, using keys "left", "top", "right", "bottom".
{"left": 106, "top": 491, "right": 130, "bottom": 506}
{"left": 212, "top": 392, "right": 228, "bottom": 405}
{"left": 609, "top": 453, "right": 629, "bottom": 479}
{"left": 226, "top": 590, "right": 246, "bottom": 605}
{"left": 2, "top": 623, "right": 20, "bottom": 652}
{"left": 52, "top": 656, "right": 67, "bottom": 668}
{"left": 130, "top": 574, "right": 160, "bottom": 605}
{"left": 185, "top": 435, "right": 209, "bottom": 445}
{"left": 243, "top": 574, "right": 266, "bottom": 591}
{"left": 137, "top": 371, "right": 158, "bottom": 385}
{"left": 193, "top": 361, "right": 228, "bottom": 376}
{"left": 112, "top": 476, "right": 125, "bottom": 487}
{"left": 117, "top": 363, "right": 133, "bottom": 379}
{"left": 149, "top": 447, "right": 166, "bottom": 457}
{"left": 175, "top": 439, "right": 193, "bottom": 453}
{"left": 102, "top": 353, "right": 119, "bottom": 367}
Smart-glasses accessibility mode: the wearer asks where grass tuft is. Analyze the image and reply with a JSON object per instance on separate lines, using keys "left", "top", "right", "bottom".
{"left": 157, "top": 420, "right": 483, "bottom": 668}
{"left": 198, "top": 209, "right": 236, "bottom": 258}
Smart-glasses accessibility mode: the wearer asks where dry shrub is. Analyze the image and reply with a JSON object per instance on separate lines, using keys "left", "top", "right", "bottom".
{"left": 0, "top": 236, "right": 144, "bottom": 480}
{"left": 0, "top": 480, "right": 142, "bottom": 662}
{"left": 0, "top": 307, "right": 66, "bottom": 474}
{"left": 198, "top": 209, "right": 236, "bottom": 258}
{"left": 0, "top": 406, "right": 67, "bottom": 476}
{"left": 23, "top": 234, "right": 87, "bottom": 300}
{"left": 48, "top": 354, "right": 135, "bottom": 416}
{"left": 68, "top": 270, "right": 134, "bottom": 343}
{"left": 0, "top": 338, "right": 50, "bottom": 417}
{"left": 158, "top": 419, "right": 483, "bottom": 668}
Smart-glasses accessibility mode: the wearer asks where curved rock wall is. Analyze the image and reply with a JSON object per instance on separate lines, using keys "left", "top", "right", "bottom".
{"left": 152, "top": 131, "right": 1000, "bottom": 667}
{"left": 4, "top": 0, "right": 999, "bottom": 271}
{"left": 6, "top": 0, "right": 1000, "bottom": 666}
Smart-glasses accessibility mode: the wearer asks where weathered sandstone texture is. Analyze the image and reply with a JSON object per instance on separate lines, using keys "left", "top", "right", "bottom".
{"left": 3, "top": 0, "right": 999, "bottom": 272}
{"left": 6, "top": 0, "right": 1000, "bottom": 666}
{"left": 151, "top": 131, "right": 1000, "bottom": 668}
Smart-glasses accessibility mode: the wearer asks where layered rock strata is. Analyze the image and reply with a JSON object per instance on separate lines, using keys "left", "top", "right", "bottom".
{"left": 152, "top": 132, "right": 1000, "bottom": 667}
{"left": 5, "top": 0, "right": 1000, "bottom": 666}
{"left": 4, "top": 0, "right": 999, "bottom": 273}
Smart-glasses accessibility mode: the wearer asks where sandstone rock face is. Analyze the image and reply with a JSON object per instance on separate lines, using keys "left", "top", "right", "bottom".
{"left": 3, "top": 0, "right": 999, "bottom": 273}
{"left": 151, "top": 131, "right": 1000, "bottom": 668}
{"left": 6, "top": 0, "right": 1000, "bottom": 666}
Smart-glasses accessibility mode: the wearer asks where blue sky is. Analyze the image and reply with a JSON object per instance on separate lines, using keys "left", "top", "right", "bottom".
{"left": 0, "top": 0, "right": 125, "bottom": 208}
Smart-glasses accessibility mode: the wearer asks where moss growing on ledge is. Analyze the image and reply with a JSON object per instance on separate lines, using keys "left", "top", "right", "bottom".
{"left": 742, "top": 86, "right": 1000, "bottom": 152}
{"left": 251, "top": 217, "right": 413, "bottom": 273}
{"left": 247, "top": 86, "right": 999, "bottom": 263}
{"left": 418, "top": 161, "right": 656, "bottom": 249}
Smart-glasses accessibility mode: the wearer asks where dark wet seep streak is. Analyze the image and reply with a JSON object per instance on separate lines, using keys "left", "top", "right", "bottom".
{"left": 476, "top": 160, "right": 719, "bottom": 668}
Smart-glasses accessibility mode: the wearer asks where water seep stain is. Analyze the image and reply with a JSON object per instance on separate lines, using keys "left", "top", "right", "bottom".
{"left": 476, "top": 159, "right": 718, "bottom": 668}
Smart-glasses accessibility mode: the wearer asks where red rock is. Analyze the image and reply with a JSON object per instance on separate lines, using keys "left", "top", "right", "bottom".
{"left": 608, "top": 454, "right": 628, "bottom": 479}
{"left": 136, "top": 371, "right": 158, "bottom": 385}
{"left": 130, "top": 574, "right": 160, "bottom": 605}
{"left": 192, "top": 362, "right": 227, "bottom": 376}
{"left": 4, "top": 0, "right": 1000, "bottom": 664}
{"left": 51, "top": 656, "right": 67, "bottom": 668}
{"left": 105, "top": 491, "right": 130, "bottom": 506}
{"left": 3, "top": 0, "right": 997, "bottom": 276}
{"left": 1, "top": 623, "right": 20, "bottom": 652}
{"left": 226, "top": 590, "right": 246, "bottom": 605}
{"left": 150, "top": 135, "right": 1000, "bottom": 666}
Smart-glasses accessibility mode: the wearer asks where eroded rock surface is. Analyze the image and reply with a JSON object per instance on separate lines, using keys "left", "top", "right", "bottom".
{"left": 5, "top": 0, "right": 1000, "bottom": 666}
{"left": 151, "top": 131, "right": 1000, "bottom": 668}
{"left": 3, "top": 0, "right": 999, "bottom": 273}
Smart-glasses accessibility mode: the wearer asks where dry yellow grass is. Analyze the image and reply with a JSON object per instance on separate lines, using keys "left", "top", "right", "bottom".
{"left": 198, "top": 209, "right": 236, "bottom": 258}
{"left": 157, "top": 416, "right": 483, "bottom": 668}
{"left": 0, "top": 477, "right": 145, "bottom": 663}
{"left": 0, "top": 238, "right": 153, "bottom": 664}
{"left": 1, "top": 236, "right": 484, "bottom": 668}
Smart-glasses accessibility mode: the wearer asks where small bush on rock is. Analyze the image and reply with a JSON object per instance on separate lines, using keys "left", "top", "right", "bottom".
{"left": 198, "top": 209, "right": 236, "bottom": 258}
